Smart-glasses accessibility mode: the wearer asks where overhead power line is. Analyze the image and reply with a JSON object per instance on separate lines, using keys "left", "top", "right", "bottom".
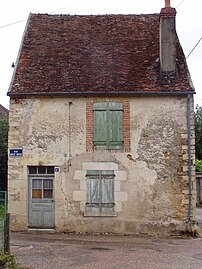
{"left": 0, "top": 19, "right": 26, "bottom": 29}
{"left": 0, "top": 0, "right": 89, "bottom": 30}
{"left": 177, "top": 0, "right": 186, "bottom": 8}
{"left": 186, "top": 36, "right": 202, "bottom": 59}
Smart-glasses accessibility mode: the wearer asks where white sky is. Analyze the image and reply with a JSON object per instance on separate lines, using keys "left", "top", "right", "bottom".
{"left": 0, "top": 0, "right": 202, "bottom": 109}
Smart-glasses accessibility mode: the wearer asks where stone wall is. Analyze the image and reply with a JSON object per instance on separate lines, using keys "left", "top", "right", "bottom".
{"left": 8, "top": 95, "right": 196, "bottom": 234}
{"left": 196, "top": 173, "right": 202, "bottom": 206}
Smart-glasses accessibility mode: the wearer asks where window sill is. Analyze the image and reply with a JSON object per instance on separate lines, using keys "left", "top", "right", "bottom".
{"left": 83, "top": 211, "right": 118, "bottom": 217}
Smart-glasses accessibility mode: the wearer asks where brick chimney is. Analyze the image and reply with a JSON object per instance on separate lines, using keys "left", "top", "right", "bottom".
{"left": 160, "top": 0, "right": 177, "bottom": 73}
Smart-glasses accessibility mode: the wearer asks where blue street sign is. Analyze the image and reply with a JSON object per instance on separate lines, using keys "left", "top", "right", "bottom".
{"left": 9, "top": 149, "right": 23, "bottom": 157}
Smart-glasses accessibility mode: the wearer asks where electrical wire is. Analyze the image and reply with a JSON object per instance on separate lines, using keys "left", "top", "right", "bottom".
{"left": 0, "top": 19, "right": 26, "bottom": 29}
{"left": 176, "top": 0, "right": 202, "bottom": 59}
{"left": 176, "top": 0, "right": 186, "bottom": 8}
{"left": 0, "top": 0, "right": 201, "bottom": 60}
{"left": 186, "top": 36, "right": 202, "bottom": 59}
{"left": 0, "top": 0, "right": 90, "bottom": 30}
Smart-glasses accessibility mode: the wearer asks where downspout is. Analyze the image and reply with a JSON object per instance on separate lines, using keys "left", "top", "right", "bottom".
{"left": 67, "top": 101, "right": 72, "bottom": 171}
{"left": 186, "top": 94, "right": 192, "bottom": 223}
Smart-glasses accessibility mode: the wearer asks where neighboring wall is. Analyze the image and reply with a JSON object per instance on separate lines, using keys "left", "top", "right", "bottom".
{"left": 0, "top": 104, "right": 9, "bottom": 119}
{"left": 8, "top": 95, "right": 196, "bottom": 234}
{"left": 0, "top": 104, "right": 9, "bottom": 191}
{"left": 196, "top": 173, "right": 202, "bottom": 206}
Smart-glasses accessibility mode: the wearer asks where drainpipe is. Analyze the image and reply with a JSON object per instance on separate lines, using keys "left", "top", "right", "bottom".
{"left": 186, "top": 94, "right": 192, "bottom": 223}
{"left": 67, "top": 101, "right": 72, "bottom": 170}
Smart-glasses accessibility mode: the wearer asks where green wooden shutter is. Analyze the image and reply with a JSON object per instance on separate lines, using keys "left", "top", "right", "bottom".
{"left": 93, "top": 102, "right": 123, "bottom": 149}
{"left": 108, "top": 103, "right": 123, "bottom": 149}
{"left": 93, "top": 103, "right": 107, "bottom": 146}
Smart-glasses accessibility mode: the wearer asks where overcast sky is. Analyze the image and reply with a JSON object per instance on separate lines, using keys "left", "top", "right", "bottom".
{"left": 0, "top": 0, "right": 202, "bottom": 109}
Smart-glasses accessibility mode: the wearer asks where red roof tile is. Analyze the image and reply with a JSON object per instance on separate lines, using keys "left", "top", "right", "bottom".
{"left": 8, "top": 13, "right": 194, "bottom": 96}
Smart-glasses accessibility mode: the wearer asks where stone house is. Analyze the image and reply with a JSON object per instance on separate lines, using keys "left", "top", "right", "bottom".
{"left": 7, "top": 1, "right": 196, "bottom": 235}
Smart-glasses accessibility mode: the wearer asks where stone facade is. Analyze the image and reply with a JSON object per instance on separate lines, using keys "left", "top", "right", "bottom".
{"left": 8, "top": 95, "right": 196, "bottom": 234}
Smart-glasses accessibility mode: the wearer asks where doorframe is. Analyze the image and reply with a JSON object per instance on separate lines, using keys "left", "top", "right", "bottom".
{"left": 28, "top": 167, "right": 55, "bottom": 229}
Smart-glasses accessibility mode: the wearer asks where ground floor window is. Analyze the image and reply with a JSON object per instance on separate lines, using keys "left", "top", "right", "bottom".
{"left": 28, "top": 166, "right": 54, "bottom": 175}
{"left": 86, "top": 170, "right": 115, "bottom": 213}
{"left": 28, "top": 166, "right": 54, "bottom": 200}
{"left": 32, "top": 178, "right": 53, "bottom": 199}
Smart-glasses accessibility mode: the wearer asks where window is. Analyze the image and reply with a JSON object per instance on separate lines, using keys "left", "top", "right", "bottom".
{"left": 93, "top": 102, "right": 123, "bottom": 150}
{"left": 28, "top": 166, "right": 54, "bottom": 175}
{"left": 86, "top": 170, "right": 115, "bottom": 213}
{"left": 28, "top": 166, "right": 54, "bottom": 200}
{"left": 32, "top": 178, "right": 53, "bottom": 199}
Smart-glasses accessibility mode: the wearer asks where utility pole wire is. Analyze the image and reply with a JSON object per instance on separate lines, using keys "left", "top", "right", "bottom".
{"left": 0, "top": 0, "right": 90, "bottom": 30}
{"left": 186, "top": 36, "right": 202, "bottom": 59}
{"left": 176, "top": 0, "right": 185, "bottom": 8}
{"left": 0, "top": 19, "right": 26, "bottom": 29}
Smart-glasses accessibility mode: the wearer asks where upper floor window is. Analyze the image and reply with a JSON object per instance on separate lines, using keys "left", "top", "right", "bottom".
{"left": 93, "top": 102, "right": 123, "bottom": 150}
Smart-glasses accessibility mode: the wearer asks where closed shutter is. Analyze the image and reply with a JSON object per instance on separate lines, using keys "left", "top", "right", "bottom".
{"left": 108, "top": 111, "right": 123, "bottom": 148}
{"left": 86, "top": 172, "right": 100, "bottom": 210}
{"left": 86, "top": 170, "right": 114, "bottom": 213}
{"left": 94, "top": 109, "right": 107, "bottom": 146}
{"left": 93, "top": 102, "right": 123, "bottom": 149}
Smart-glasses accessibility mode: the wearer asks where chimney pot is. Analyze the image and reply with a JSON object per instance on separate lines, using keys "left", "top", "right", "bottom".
{"left": 165, "top": 0, "right": 171, "bottom": 8}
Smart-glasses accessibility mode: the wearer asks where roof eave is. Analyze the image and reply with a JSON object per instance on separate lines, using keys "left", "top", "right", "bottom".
{"left": 7, "top": 90, "right": 196, "bottom": 98}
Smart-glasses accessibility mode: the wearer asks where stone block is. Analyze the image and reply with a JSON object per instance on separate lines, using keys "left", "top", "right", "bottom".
{"left": 182, "top": 190, "right": 190, "bottom": 195}
{"left": 74, "top": 170, "right": 86, "bottom": 180}
{"left": 182, "top": 154, "right": 188, "bottom": 161}
{"left": 115, "top": 202, "right": 122, "bottom": 212}
{"left": 181, "top": 134, "right": 188, "bottom": 139}
{"left": 82, "top": 162, "right": 118, "bottom": 171}
{"left": 114, "top": 181, "right": 121, "bottom": 192}
{"left": 115, "top": 192, "right": 127, "bottom": 202}
{"left": 182, "top": 166, "right": 188, "bottom": 172}
{"left": 10, "top": 193, "right": 20, "bottom": 202}
{"left": 182, "top": 145, "right": 188, "bottom": 150}
{"left": 114, "top": 170, "right": 127, "bottom": 181}
{"left": 9, "top": 121, "right": 20, "bottom": 127}
{"left": 80, "top": 180, "right": 87, "bottom": 190}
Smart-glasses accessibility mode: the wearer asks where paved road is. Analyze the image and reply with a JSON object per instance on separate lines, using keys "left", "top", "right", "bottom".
{"left": 10, "top": 208, "right": 202, "bottom": 269}
{"left": 11, "top": 232, "right": 202, "bottom": 269}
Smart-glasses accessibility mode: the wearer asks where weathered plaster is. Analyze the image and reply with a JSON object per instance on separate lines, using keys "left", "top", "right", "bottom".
{"left": 8, "top": 95, "right": 196, "bottom": 235}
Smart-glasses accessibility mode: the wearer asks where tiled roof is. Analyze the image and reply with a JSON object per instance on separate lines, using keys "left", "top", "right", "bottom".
{"left": 0, "top": 104, "right": 9, "bottom": 119}
{"left": 8, "top": 13, "right": 194, "bottom": 96}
